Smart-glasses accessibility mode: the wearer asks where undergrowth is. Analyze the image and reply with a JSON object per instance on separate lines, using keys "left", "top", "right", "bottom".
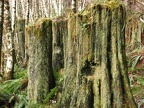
{"left": 0, "top": 66, "right": 64, "bottom": 108}
{"left": 0, "top": 65, "right": 28, "bottom": 108}
{"left": 127, "top": 47, "right": 144, "bottom": 108}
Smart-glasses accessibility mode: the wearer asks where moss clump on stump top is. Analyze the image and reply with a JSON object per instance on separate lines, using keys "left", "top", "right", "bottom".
{"left": 35, "top": 18, "right": 52, "bottom": 40}
{"left": 26, "top": 18, "right": 52, "bottom": 41}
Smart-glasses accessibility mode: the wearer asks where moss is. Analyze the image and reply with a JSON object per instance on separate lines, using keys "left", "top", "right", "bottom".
{"left": 27, "top": 17, "right": 55, "bottom": 105}
{"left": 108, "top": 2, "right": 125, "bottom": 12}
{"left": 68, "top": 15, "right": 76, "bottom": 38}
{"left": 34, "top": 18, "right": 52, "bottom": 40}
{"left": 26, "top": 18, "right": 52, "bottom": 41}
{"left": 29, "top": 103, "right": 46, "bottom": 108}
{"left": 25, "top": 24, "right": 34, "bottom": 42}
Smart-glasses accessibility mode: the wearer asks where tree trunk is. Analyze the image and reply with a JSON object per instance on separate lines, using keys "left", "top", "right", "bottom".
{"left": 0, "top": 0, "right": 4, "bottom": 72}
{"left": 72, "top": 0, "right": 77, "bottom": 13}
{"left": 26, "top": 18, "right": 55, "bottom": 105}
{"left": 127, "top": 18, "right": 144, "bottom": 50}
{"left": 58, "top": 2, "right": 137, "bottom": 108}
{"left": 3, "top": 0, "right": 14, "bottom": 80}
{"left": 16, "top": 19, "right": 25, "bottom": 65}
{"left": 126, "top": 1, "right": 144, "bottom": 50}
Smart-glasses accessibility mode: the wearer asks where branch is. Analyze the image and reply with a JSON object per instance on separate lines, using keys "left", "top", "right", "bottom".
{"left": 140, "top": 17, "right": 144, "bottom": 23}
{"left": 135, "top": 0, "right": 144, "bottom": 6}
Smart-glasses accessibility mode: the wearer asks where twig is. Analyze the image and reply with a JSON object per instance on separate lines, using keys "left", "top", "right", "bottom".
{"left": 140, "top": 17, "right": 144, "bottom": 23}
{"left": 135, "top": 0, "right": 144, "bottom": 6}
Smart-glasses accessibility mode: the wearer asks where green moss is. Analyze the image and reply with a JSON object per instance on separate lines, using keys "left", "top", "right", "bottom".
{"left": 34, "top": 18, "right": 52, "bottom": 40}
{"left": 26, "top": 18, "right": 52, "bottom": 41}
{"left": 29, "top": 103, "right": 46, "bottom": 108}
{"left": 108, "top": 2, "right": 125, "bottom": 12}
{"left": 68, "top": 15, "right": 76, "bottom": 38}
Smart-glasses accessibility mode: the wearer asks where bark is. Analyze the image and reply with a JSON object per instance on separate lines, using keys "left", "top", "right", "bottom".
{"left": 126, "top": 18, "right": 144, "bottom": 49}
{"left": 16, "top": 19, "right": 25, "bottom": 65}
{"left": 26, "top": 18, "right": 55, "bottom": 105}
{"left": 126, "top": 0, "right": 144, "bottom": 49}
{"left": 26, "top": 0, "right": 29, "bottom": 24}
{"left": 58, "top": 2, "right": 137, "bottom": 108}
{"left": 3, "top": 0, "right": 14, "bottom": 80}
{"left": 52, "top": 18, "right": 67, "bottom": 71}
{"left": 16, "top": 0, "right": 23, "bottom": 18}
{"left": 72, "top": 0, "right": 77, "bottom": 13}
{"left": 0, "top": 0, "right": 4, "bottom": 72}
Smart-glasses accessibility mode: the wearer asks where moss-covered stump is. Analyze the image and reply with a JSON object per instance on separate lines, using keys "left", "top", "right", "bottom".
{"left": 52, "top": 18, "right": 68, "bottom": 71}
{"left": 126, "top": 16, "right": 144, "bottom": 50}
{"left": 16, "top": 19, "right": 25, "bottom": 64}
{"left": 58, "top": 2, "right": 137, "bottom": 108}
{"left": 26, "top": 18, "right": 55, "bottom": 105}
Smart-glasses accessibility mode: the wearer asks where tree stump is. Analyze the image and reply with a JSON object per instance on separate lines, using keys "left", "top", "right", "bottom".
{"left": 26, "top": 18, "right": 55, "bottom": 105}
{"left": 58, "top": 2, "right": 137, "bottom": 108}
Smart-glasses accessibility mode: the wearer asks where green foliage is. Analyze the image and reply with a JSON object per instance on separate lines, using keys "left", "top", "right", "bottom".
{"left": 127, "top": 55, "right": 141, "bottom": 72}
{"left": 53, "top": 68, "right": 64, "bottom": 86}
{"left": 0, "top": 79, "right": 23, "bottom": 94}
{"left": 137, "top": 77, "right": 144, "bottom": 86}
{"left": 14, "top": 91, "right": 28, "bottom": 108}
{"left": 14, "top": 65, "right": 28, "bottom": 79}
{"left": 43, "top": 87, "right": 58, "bottom": 104}
{"left": 53, "top": 69, "right": 60, "bottom": 82}
{"left": 29, "top": 103, "right": 46, "bottom": 108}
{"left": 0, "top": 78, "right": 28, "bottom": 107}
{"left": 131, "top": 55, "right": 141, "bottom": 71}
{"left": 129, "top": 76, "right": 134, "bottom": 87}
{"left": 0, "top": 65, "right": 28, "bottom": 108}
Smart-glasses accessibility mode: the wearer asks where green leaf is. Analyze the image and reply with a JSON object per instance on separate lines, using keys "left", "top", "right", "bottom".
{"left": 131, "top": 55, "right": 141, "bottom": 71}
{"left": 137, "top": 77, "right": 144, "bottom": 86}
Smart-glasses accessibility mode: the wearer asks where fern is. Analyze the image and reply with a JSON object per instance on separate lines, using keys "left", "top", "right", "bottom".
{"left": 43, "top": 87, "right": 58, "bottom": 104}
{"left": 137, "top": 77, "right": 144, "bottom": 86}
{"left": 14, "top": 93, "right": 28, "bottom": 108}
{"left": 0, "top": 79, "right": 24, "bottom": 94}
{"left": 0, "top": 77, "right": 28, "bottom": 107}
{"left": 131, "top": 55, "right": 141, "bottom": 71}
{"left": 14, "top": 65, "right": 28, "bottom": 79}
{"left": 0, "top": 65, "right": 28, "bottom": 108}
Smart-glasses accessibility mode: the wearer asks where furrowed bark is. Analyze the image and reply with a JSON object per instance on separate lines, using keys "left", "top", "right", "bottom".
{"left": 58, "top": 2, "right": 137, "bottom": 108}
{"left": 26, "top": 18, "right": 55, "bottom": 105}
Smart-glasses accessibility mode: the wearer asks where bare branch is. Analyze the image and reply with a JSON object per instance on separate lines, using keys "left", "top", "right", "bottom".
{"left": 140, "top": 17, "right": 144, "bottom": 23}
{"left": 135, "top": 0, "right": 144, "bottom": 6}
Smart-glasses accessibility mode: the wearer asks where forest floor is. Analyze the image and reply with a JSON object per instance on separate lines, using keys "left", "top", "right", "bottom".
{"left": 127, "top": 47, "right": 144, "bottom": 108}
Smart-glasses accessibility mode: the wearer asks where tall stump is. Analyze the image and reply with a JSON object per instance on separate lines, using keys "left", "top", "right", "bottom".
{"left": 26, "top": 18, "right": 55, "bottom": 105}
{"left": 59, "top": 2, "right": 137, "bottom": 108}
